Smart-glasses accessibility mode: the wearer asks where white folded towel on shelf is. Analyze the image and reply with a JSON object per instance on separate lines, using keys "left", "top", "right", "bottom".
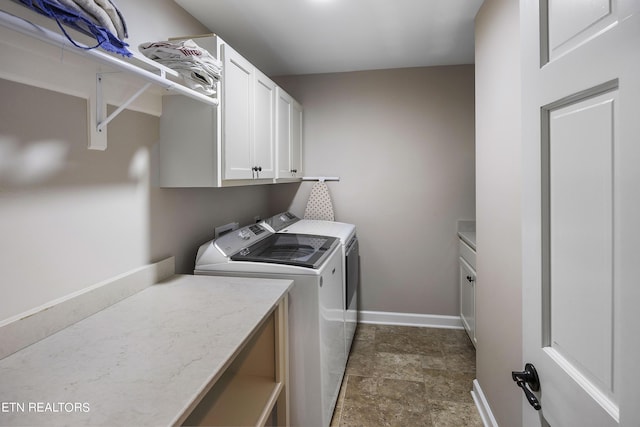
{"left": 139, "top": 40, "right": 222, "bottom": 95}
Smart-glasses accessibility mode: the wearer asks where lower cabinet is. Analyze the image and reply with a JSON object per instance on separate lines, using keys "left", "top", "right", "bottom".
{"left": 459, "top": 239, "right": 476, "bottom": 347}
{"left": 183, "top": 296, "right": 289, "bottom": 426}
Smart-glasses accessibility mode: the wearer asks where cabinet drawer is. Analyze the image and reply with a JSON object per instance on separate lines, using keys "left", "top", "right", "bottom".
{"left": 459, "top": 239, "right": 476, "bottom": 269}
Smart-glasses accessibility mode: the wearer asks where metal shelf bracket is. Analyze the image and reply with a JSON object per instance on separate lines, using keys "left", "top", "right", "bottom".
{"left": 89, "top": 73, "right": 152, "bottom": 150}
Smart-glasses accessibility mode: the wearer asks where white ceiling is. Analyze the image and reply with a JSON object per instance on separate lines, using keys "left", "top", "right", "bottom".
{"left": 174, "top": 0, "right": 484, "bottom": 76}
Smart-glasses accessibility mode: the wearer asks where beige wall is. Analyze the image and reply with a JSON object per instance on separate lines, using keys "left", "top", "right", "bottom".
{"left": 1, "top": 0, "right": 475, "bottom": 329}
{"left": 0, "top": 1, "right": 292, "bottom": 323}
{"left": 274, "top": 66, "right": 475, "bottom": 316}
{"left": 0, "top": 77, "right": 286, "bottom": 323}
{"left": 475, "top": 0, "right": 523, "bottom": 425}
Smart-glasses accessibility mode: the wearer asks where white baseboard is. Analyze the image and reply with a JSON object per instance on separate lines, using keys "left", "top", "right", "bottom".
{"left": 472, "top": 379, "right": 499, "bottom": 427}
{"left": 358, "top": 310, "right": 463, "bottom": 329}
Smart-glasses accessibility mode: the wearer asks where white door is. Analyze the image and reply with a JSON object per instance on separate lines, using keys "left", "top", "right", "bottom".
{"left": 290, "top": 99, "right": 303, "bottom": 178}
{"left": 521, "top": 1, "right": 640, "bottom": 426}
{"left": 222, "top": 44, "right": 254, "bottom": 180}
{"left": 275, "top": 88, "right": 303, "bottom": 179}
{"left": 276, "top": 88, "right": 293, "bottom": 178}
{"left": 253, "top": 69, "right": 276, "bottom": 179}
{"left": 459, "top": 257, "right": 476, "bottom": 346}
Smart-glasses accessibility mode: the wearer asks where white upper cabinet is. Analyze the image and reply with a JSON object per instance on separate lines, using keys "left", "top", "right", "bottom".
{"left": 159, "top": 95, "right": 218, "bottom": 187}
{"left": 276, "top": 88, "right": 303, "bottom": 180}
{"left": 159, "top": 35, "right": 298, "bottom": 187}
{"left": 159, "top": 35, "right": 223, "bottom": 188}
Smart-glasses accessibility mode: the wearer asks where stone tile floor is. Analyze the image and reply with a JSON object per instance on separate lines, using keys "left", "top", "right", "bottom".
{"left": 330, "top": 324, "right": 483, "bottom": 427}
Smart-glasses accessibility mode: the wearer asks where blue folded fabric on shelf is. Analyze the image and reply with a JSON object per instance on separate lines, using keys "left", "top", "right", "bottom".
{"left": 17, "top": 0, "right": 131, "bottom": 56}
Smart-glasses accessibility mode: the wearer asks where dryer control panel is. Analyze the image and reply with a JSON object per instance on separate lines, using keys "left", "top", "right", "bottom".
{"left": 214, "top": 224, "right": 270, "bottom": 257}
{"left": 262, "top": 211, "right": 300, "bottom": 232}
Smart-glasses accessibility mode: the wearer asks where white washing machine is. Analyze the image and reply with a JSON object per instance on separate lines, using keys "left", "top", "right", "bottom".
{"left": 262, "top": 212, "right": 359, "bottom": 356}
{"left": 194, "top": 223, "right": 345, "bottom": 427}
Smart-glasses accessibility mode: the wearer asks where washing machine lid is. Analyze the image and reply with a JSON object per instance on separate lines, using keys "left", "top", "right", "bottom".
{"left": 281, "top": 219, "right": 356, "bottom": 245}
{"left": 230, "top": 233, "right": 339, "bottom": 269}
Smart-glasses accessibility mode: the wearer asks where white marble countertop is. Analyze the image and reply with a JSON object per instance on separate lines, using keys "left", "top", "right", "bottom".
{"left": 458, "top": 231, "right": 476, "bottom": 250}
{"left": 0, "top": 274, "right": 292, "bottom": 426}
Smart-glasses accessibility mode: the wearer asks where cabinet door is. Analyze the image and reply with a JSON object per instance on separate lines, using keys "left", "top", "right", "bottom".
{"left": 290, "top": 99, "right": 303, "bottom": 178}
{"left": 275, "top": 88, "right": 303, "bottom": 179}
{"left": 459, "top": 256, "right": 476, "bottom": 346}
{"left": 222, "top": 44, "right": 254, "bottom": 180}
{"left": 276, "top": 88, "right": 293, "bottom": 178}
{"left": 253, "top": 70, "right": 275, "bottom": 179}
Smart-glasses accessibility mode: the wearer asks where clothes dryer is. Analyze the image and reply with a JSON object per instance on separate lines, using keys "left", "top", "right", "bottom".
{"left": 263, "top": 213, "right": 359, "bottom": 355}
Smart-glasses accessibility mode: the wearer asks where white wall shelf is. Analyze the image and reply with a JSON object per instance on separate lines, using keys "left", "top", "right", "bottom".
{"left": 0, "top": 5, "right": 219, "bottom": 150}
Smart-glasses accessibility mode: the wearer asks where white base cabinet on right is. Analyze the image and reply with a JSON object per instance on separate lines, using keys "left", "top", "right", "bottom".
{"left": 459, "top": 239, "right": 476, "bottom": 347}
